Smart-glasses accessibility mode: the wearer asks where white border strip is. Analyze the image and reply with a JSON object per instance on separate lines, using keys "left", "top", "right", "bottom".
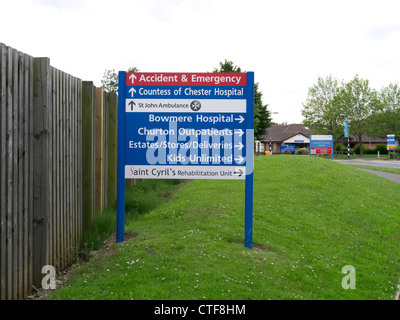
{"left": 126, "top": 99, "right": 246, "bottom": 113}
{"left": 125, "top": 165, "right": 246, "bottom": 180}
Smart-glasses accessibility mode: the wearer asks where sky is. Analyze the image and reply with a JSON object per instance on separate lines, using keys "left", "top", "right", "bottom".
{"left": 1, "top": 0, "right": 400, "bottom": 124}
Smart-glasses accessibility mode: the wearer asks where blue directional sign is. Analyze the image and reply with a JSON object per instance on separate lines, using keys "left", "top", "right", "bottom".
{"left": 116, "top": 72, "right": 255, "bottom": 248}
{"left": 120, "top": 72, "right": 250, "bottom": 179}
{"left": 280, "top": 144, "right": 295, "bottom": 154}
{"left": 309, "top": 135, "right": 333, "bottom": 160}
{"left": 387, "top": 134, "right": 395, "bottom": 150}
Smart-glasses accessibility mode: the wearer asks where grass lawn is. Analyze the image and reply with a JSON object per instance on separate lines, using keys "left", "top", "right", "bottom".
{"left": 49, "top": 156, "right": 400, "bottom": 300}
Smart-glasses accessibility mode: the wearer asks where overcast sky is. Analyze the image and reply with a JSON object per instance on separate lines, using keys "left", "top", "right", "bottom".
{"left": 1, "top": 0, "right": 400, "bottom": 124}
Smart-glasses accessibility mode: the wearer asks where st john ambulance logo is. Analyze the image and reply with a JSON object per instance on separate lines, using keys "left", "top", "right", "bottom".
{"left": 190, "top": 100, "right": 201, "bottom": 112}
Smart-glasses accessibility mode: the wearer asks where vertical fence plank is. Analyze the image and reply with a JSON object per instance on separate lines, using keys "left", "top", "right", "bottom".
{"left": 60, "top": 71, "right": 66, "bottom": 270}
{"left": 17, "top": 51, "right": 24, "bottom": 299}
{"left": 47, "top": 66, "right": 54, "bottom": 274}
{"left": 58, "top": 69, "right": 64, "bottom": 270}
{"left": 50, "top": 67, "right": 57, "bottom": 271}
{"left": 76, "top": 78, "right": 83, "bottom": 248}
{"left": 6, "top": 45, "right": 14, "bottom": 299}
{"left": 65, "top": 71, "right": 70, "bottom": 266}
{"left": 66, "top": 73, "right": 71, "bottom": 264}
{"left": 32, "top": 57, "right": 50, "bottom": 287}
{"left": 25, "top": 53, "right": 34, "bottom": 298}
{"left": 81, "top": 82, "right": 95, "bottom": 234}
{"left": 58, "top": 69, "right": 63, "bottom": 269}
{"left": 95, "top": 87, "right": 104, "bottom": 213}
{"left": 107, "top": 92, "right": 118, "bottom": 207}
{"left": 103, "top": 92, "right": 109, "bottom": 209}
{"left": 54, "top": 68, "right": 61, "bottom": 271}
{"left": 70, "top": 76, "right": 76, "bottom": 257}
{"left": 71, "top": 76, "right": 77, "bottom": 257}
{"left": 0, "top": 43, "right": 7, "bottom": 300}
{"left": 27, "top": 53, "right": 34, "bottom": 297}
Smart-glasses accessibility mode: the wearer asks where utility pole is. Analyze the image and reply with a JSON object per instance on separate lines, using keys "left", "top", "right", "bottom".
{"left": 269, "top": 112, "right": 279, "bottom": 155}
{"left": 269, "top": 126, "right": 272, "bottom": 154}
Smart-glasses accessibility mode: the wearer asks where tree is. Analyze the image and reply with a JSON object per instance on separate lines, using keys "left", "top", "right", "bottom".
{"left": 302, "top": 75, "right": 384, "bottom": 154}
{"left": 334, "top": 75, "right": 382, "bottom": 155}
{"left": 213, "top": 59, "right": 271, "bottom": 140}
{"left": 253, "top": 82, "right": 271, "bottom": 141}
{"left": 212, "top": 59, "right": 242, "bottom": 73}
{"left": 101, "top": 69, "right": 118, "bottom": 93}
{"left": 301, "top": 75, "right": 344, "bottom": 141}
{"left": 374, "top": 83, "right": 400, "bottom": 139}
{"left": 101, "top": 67, "right": 139, "bottom": 93}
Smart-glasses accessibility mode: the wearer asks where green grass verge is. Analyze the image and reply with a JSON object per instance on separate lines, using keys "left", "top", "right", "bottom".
{"left": 50, "top": 156, "right": 400, "bottom": 300}
{"left": 79, "top": 179, "right": 183, "bottom": 254}
{"left": 351, "top": 165, "right": 400, "bottom": 175}
{"left": 355, "top": 154, "right": 389, "bottom": 158}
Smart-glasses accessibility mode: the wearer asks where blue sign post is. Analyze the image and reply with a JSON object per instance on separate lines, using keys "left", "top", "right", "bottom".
{"left": 309, "top": 135, "right": 334, "bottom": 160}
{"left": 387, "top": 134, "right": 395, "bottom": 150}
{"left": 387, "top": 134, "right": 395, "bottom": 159}
{"left": 280, "top": 144, "right": 295, "bottom": 154}
{"left": 117, "top": 72, "right": 254, "bottom": 248}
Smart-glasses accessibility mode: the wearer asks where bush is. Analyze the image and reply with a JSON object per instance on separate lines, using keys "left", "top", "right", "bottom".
{"left": 296, "top": 148, "right": 309, "bottom": 155}
{"left": 354, "top": 145, "right": 368, "bottom": 154}
{"left": 375, "top": 144, "right": 388, "bottom": 155}
{"left": 336, "top": 143, "right": 347, "bottom": 152}
{"left": 354, "top": 144, "right": 388, "bottom": 155}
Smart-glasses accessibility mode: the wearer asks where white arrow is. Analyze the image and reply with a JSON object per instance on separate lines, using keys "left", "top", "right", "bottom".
{"left": 129, "top": 73, "right": 137, "bottom": 84}
{"left": 235, "top": 142, "right": 244, "bottom": 150}
{"left": 234, "top": 168, "right": 244, "bottom": 177}
{"left": 235, "top": 129, "right": 244, "bottom": 137}
{"left": 235, "top": 115, "right": 245, "bottom": 123}
{"left": 234, "top": 156, "right": 245, "bottom": 164}
{"left": 129, "top": 87, "right": 136, "bottom": 97}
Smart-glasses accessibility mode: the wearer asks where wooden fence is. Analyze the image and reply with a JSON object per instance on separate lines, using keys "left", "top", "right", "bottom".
{"left": 0, "top": 43, "right": 119, "bottom": 300}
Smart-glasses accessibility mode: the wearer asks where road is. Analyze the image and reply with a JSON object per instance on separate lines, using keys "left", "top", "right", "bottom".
{"left": 334, "top": 158, "right": 400, "bottom": 170}
{"left": 334, "top": 158, "right": 400, "bottom": 185}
